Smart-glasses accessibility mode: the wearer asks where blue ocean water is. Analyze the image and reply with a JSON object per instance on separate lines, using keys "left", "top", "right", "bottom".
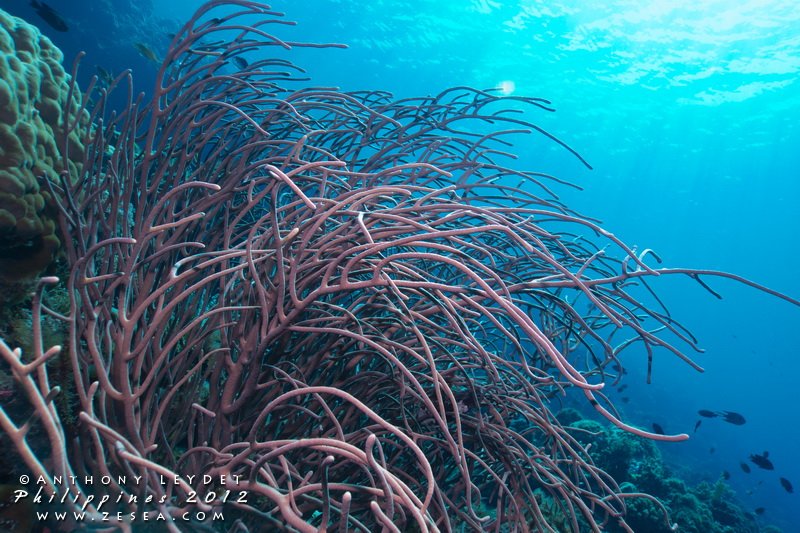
{"left": 4, "top": 0, "right": 798, "bottom": 529}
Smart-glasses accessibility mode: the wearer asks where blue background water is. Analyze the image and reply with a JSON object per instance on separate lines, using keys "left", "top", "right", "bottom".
{"left": 3, "top": 0, "right": 799, "bottom": 529}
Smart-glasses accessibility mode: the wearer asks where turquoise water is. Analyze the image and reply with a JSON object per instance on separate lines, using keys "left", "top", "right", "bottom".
{"left": 4, "top": 0, "right": 799, "bottom": 529}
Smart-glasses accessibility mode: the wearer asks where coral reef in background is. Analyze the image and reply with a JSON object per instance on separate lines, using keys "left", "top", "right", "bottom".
{"left": 560, "top": 409, "right": 779, "bottom": 532}
{"left": 0, "top": 9, "right": 87, "bottom": 285}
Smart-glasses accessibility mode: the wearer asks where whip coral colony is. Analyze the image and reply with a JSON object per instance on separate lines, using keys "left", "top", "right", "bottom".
{"left": 0, "top": 1, "right": 797, "bottom": 531}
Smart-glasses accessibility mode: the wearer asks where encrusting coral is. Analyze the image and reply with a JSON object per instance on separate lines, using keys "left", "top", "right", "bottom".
{"left": 0, "top": 10, "right": 86, "bottom": 283}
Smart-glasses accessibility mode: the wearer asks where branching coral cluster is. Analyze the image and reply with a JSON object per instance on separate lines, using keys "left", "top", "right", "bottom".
{"left": 1, "top": 1, "right": 797, "bottom": 532}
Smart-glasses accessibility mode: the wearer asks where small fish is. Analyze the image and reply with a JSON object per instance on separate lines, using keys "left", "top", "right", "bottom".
{"left": 740, "top": 462, "right": 751, "bottom": 473}
{"left": 617, "top": 384, "right": 628, "bottom": 393}
{"left": 709, "top": 447, "right": 715, "bottom": 454}
{"left": 621, "top": 397, "right": 630, "bottom": 404}
{"left": 232, "top": 56, "right": 249, "bottom": 70}
{"left": 133, "top": 42, "right": 160, "bottom": 64}
{"left": 755, "top": 507, "right": 765, "bottom": 515}
{"left": 698, "top": 409, "right": 718, "bottom": 418}
{"left": 30, "top": 0, "right": 68, "bottom": 32}
{"left": 694, "top": 420, "right": 702, "bottom": 432}
{"left": 721, "top": 411, "right": 746, "bottom": 425}
{"left": 750, "top": 451, "right": 774, "bottom": 471}
{"left": 722, "top": 470, "right": 730, "bottom": 480}
{"left": 652, "top": 423, "right": 665, "bottom": 435}
{"left": 780, "top": 477, "right": 793, "bottom": 493}
{"left": 95, "top": 65, "right": 114, "bottom": 86}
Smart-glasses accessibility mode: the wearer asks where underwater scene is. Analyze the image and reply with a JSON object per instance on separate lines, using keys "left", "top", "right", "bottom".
{"left": 0, "top": 0, "right": 798, "bottom": 531}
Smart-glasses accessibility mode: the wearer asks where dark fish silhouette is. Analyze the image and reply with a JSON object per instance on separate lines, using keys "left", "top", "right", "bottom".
{"left": 780, "top": 477, "right": 793, "bottom": 493}
{"left": 652, "top": 423, "right": 665, "bottom": 435}
{"left": 95, "top": 65, "right": 114, "bottom": 86}
{"left": 697, "top": 409, "right": 745, "bottom": 425}
{"left": 621, "top": 397, "right": 630, "bottom": 404}
{"left": 740, "top": 462, "right": 751, "bottom": 473}
{"left": 30, "top": 0, "right": 68, "bottom": 32}
{"left": 750, "top": 451, "right": 774, "bottom": 470}
{"left": 720, "top": 411, "right": 746, "bottom": 425}
{"left": 617, "top": 384, "right": 628, "bottom": 393}
{"left": 755, "top": 507, "right": 765, "bottom": 515}
{"left": 722, "top": 470, "right": 730, "bottom": 480}
{"left": 709, "top": 447, "right": 715, "bottom": 454}
{"left": 232, "top": 56, "right": 248, "bottom": 69}
{"left": 694, "top": 420, "right": 702, "bottom": 432}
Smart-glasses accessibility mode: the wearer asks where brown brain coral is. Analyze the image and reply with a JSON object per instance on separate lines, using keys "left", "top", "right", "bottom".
{"left": 0, "top": 9, "right": 86, "bottom": 282}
